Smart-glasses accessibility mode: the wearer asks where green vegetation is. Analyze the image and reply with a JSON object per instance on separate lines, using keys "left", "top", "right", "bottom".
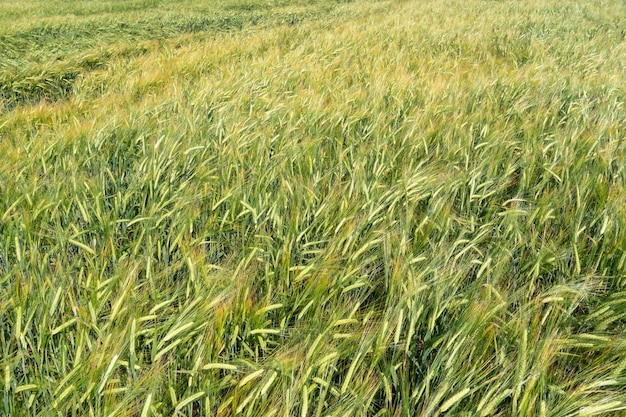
{"left": 1, "top": 0, "right": 625, "bottom": 415}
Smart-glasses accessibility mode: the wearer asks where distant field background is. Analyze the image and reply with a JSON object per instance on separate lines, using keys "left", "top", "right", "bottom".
{"left": 1, "top": 0, "right": 625, "bottom": 415}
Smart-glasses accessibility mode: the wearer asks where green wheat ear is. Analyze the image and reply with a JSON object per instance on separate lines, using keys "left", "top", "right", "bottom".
{"left": 1, "top": 0, "right": 625, "bottom": 415}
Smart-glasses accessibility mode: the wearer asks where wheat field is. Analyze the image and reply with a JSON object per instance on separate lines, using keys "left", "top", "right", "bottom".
{"left": 1, "top": 0, "right": 625, "bottom": 415}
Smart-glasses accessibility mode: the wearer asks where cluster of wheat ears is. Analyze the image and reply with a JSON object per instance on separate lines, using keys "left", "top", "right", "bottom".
{"left": 1, "top": 0, "right": 625, "bottom": 415}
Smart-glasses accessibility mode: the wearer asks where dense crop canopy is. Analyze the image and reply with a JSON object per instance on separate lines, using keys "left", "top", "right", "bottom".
{"left": 1, "top": 0, "right": 625, "bottom": 415}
